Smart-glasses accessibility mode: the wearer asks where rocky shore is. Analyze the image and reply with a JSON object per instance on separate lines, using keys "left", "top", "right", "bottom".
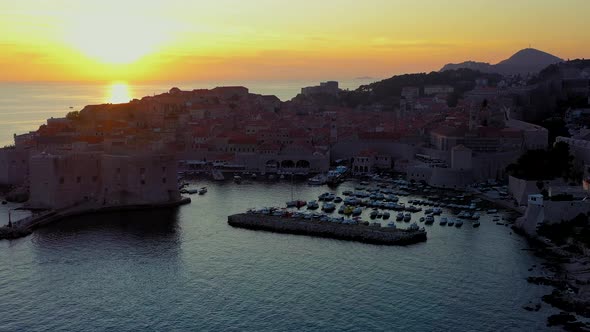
{"left": 517, "top": 227, "right": 590, "bottom": 331}
{"left": 227, "top": 213, "right": 427, "bottom": 245}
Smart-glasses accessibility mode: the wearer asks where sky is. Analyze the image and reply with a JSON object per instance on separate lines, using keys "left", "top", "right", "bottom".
{"left": 0, "top": 0, "right": 589, "bottom": 83}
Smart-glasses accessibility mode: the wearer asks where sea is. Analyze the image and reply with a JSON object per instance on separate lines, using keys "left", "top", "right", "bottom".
{"left": 0, "top": 82, "right": 557, "bottom": 331}
{"left": 0, "top": 179, "right": 557, "bottom": 331}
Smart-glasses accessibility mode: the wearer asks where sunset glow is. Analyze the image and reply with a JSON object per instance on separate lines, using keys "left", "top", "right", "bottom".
{"left": 107, "top": 82, "right": 132, "bottom": 104}
{"left": 0, "top": 0, "right": 589, "bottom": 82}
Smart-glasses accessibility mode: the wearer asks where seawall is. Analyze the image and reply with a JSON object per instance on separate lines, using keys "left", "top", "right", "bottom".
{"left": 227, "top": 213, "right": 427, "bottom": 246}
{"left": 0, "top": 197, "right": 191, "bottom": 241}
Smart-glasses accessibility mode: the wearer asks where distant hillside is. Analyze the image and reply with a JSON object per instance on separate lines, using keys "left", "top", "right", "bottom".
{"left": 441, "top": 48, "right": 563, "bottom": 76}
{"left": 440, "top": 61, "right": 494, "bottom": 73}
{"left": 337, "top": 68, "right": 503, "bottom": 107}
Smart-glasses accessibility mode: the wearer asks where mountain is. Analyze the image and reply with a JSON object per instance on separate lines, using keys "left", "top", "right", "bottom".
{"left": 441, "top": 48, "right": 563, "bottom": 76}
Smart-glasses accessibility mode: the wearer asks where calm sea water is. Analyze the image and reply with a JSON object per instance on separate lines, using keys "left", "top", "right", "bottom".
{"left": 0, "top": 180, "right": 556, "bottom": 331}
{"left": 0, "top": 79, "right": 373, "bottom": 146}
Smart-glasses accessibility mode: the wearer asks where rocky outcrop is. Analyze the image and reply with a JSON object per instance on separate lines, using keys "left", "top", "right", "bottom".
{"left": 227, "top": 213, "right": 427, "bottom": 245}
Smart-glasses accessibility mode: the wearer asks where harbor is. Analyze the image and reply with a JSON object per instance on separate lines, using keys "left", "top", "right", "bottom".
{"left": 0, "top": 175, "right": 553, "bottom": 331}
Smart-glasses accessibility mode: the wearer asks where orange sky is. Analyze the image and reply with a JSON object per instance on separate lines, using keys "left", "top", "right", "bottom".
{"left": 1, "top": 0, "right": 589, "bottom": 82}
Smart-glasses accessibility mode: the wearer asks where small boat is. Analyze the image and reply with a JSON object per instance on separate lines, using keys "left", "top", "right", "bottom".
{"left": 447, "top": 219, "right": 455, "bottom": 226}
{"left": 383, "top": 212, "right": 391, "bottom": 219}
{"left": 396, "top": 212, "right": 404, "bottom": 221}
{"left": 198, "top": 187, "right": 208, "bottom": 195}
{"left": 403, "top": 213, "right": 411, "bottom": 222}
{"left": 287, "top": 200, "right": 307, "bottom": 208}
{"left": 370, "top": 210, "right": 378, "bottom": 219}
{"left": 473, "top": 221, "right": 481, "bottom": 228}
{"left": 307, "top": 200, "right": 319, "bottom": 210}
{"left": 1, "top": 201, "right": 7, "bottom": 205}
{"left": 439, "top": 217, "right": 447, "bottom": 226}
{"left": 342, "top": 190, "right": 353, "bottom": 196}
{"left": 387, "top": 221, "right": 397, "bottom": 228}
{"left": 322, "top": 202, "right": 336, "bottom": 212}
{"left": 212, "top": 170, "right": 225, "bottom": 181}
{"left": 455, "top": 220, "right": 463, "bottom": 228}
{"left": 425, "top": 216, "right": 435, "bottom": 225}
{"left": 334, "top": 196, "right": 343, "bottom": 203}
{"left": 183, "top": 188, "right": 200, "bottom": 195}
{"left": 408, "top": 222, "right": 420, "bottom": 231}
{"left": 352, "top": 207, "right": 362, "bottom": 216}
{"left": 251, "top": 173, "right": 257, "bottom": 179}
{"left": 338, "top": 205, "right": 345, "bottom": 214}
{"left": 233, "top": 175, "right": 242, "bottom": 184}
{"left": 487, "top": 209, "right": 498, "bottom": 214}
{"left": 419, "top": 217, "right": 425, "bottom": 223}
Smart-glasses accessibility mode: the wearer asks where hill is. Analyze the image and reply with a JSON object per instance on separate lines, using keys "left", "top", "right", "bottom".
{"left": 441, "top": 48, "right": 563, "bottom": 76}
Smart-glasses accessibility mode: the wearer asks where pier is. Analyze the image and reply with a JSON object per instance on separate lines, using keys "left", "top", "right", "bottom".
{"left": 228, "top": 213, "right": 427, "bottom": 245}
{"left": 0, "top": 197, "right": 191, "bottom": 241}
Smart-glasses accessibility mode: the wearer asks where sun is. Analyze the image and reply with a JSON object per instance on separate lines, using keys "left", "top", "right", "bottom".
{"left": 107, "top": 82, "right": 132, "bottom": 104}
{"left": 66, "top": 16, "right": 169, "bottom": 64}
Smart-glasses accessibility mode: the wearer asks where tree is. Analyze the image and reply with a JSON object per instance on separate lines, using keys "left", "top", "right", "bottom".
{"left": 66, "top": 111, "right": 80, "bottom": 120}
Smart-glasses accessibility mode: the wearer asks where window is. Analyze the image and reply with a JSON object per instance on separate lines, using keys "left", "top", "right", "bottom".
{"left": 76, "top": 176, "right": 81, "bottom": 183}
{"left": 141, "top": 180, "right": 146, "bottom": 185}
{"left": 162, "top": 178, "right": 167, "bottom": 184}
{"left": 162, "top": 166, "right": 166, "bottom": 172}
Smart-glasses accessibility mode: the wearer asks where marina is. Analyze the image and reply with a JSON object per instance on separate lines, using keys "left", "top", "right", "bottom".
{"left": 0, "top": 175, "right": 552, "bottom": 331}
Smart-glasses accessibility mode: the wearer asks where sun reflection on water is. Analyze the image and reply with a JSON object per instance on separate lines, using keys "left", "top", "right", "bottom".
{"left": 107, "top": 82, "right": 132, "bottom": 104}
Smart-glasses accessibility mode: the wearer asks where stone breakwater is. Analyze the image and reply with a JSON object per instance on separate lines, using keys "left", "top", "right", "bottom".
{"left": 0, "top": 197, "right": 191, "bottom": 241}
{"left": 227, "top": 213, "right": 427, "bottom": 245}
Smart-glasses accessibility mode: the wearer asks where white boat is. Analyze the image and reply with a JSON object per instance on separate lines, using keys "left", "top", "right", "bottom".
{"left": 211, "top": 169, "right": 225, "bottom": 181}
{"left": 308, "top": 174, "right": 327, "bottom": 185}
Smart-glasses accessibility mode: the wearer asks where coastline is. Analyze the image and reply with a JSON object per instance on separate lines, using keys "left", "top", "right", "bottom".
{"left": 514, "top": 226, "right": 590, "bottom": 330}
{"left": 0, "top": 197, "right": 191, "bottom": 241}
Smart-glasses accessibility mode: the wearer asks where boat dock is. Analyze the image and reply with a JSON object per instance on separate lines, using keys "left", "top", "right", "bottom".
{"left": 227, "top": 213, "right": 427, "bottom": 245}
{"left": 0, "top": 197, "right": 192, "bottom": 241}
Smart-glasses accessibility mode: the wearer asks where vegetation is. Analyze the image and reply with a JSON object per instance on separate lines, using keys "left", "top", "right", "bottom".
{"left": 537, "top": 213, "right": 590, "bottom": 247}
{"left": 66, "top": 110, "right": 80, "bottom": 121}
{"left": 339, "top": 69, "right": 502, "bottom": 107}
{"left": 540, "top": 117, "right": 570, "bottom": 144}
{"left": 506, "top": 141, "right": 579, "bottom": 181}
